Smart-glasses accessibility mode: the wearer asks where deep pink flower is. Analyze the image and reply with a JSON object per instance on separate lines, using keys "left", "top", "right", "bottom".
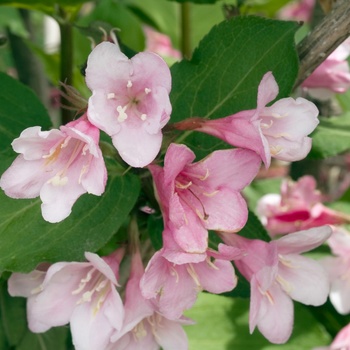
{"left": 8, "top": 250, "right": 125, "bottom": 350}
{"left": 220, "top": 226, "right": 332, "bottom": 344}
{"left": 149, "top": 143, "right": 261, "bottom": 255}
{"left": 278, "top": 0, "right": 315, "bottom": 22}
{"left": 85, "top": 41, "right": 172, "bottom": 167}
{"left": 302, "top": 40, "right": 350, "bottom": 100}
{"left": 322, "top": 227, "right": 350, "bottom": 314}
{"left": 180, "top": 72, "right": 319, "bottom": 167}
{"left": 144, "top": 26, "right": 181, "bottom": 60}
{"left": 257, "top": 176, "right": 349, "bottom": 236}
{"left": 109, "top": 247, "right": 191, "bottom": 350}
{"left": 0, "top": 115, "right": 107, "bottom": 223}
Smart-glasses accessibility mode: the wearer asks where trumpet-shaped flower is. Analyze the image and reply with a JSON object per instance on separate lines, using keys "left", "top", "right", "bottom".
{"left": 220, "top": 226, "right": 332, "bottom": 344}
{"left": 86, "top": 41, "right": 172, "bottom": 167}
{"left": 8, "top": 250, "right": 125, "bottom": 350}
{"left": 257, "top": 176, "right": 349, "bottom": 236}
{"left": 322, "top": 227, "right": 350, "bottom": 314}
{"left": 179, "top": 72, "right": 319, "bottom": 167}
{"left": 109, "top": 247, "right": 191, "bottom": 350}
{"left": 149, "top": 143, "right": 261, "bottom": 255}
{"left": 0, "top": 115, "right": 107, "bottom": 223}
{"left": 302, "top": 40, "right": 350, "bottom": 100}
{"left": 140, "top": 230, "right": 242, "bottom": 319}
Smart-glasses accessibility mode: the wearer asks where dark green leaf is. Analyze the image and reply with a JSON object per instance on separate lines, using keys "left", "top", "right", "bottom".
{"left": 170, "top": 16, "right": 299, "bottom": 157}
{"left": 239, "top": 210, "right": 270, "bottom": 242}
{"left": 0, "top": 72, "right": 52, "bottom": 154}
{"left": 0, "top": 174, "right": 140, "bottom": 273}
{"left": 167, "top": 0, "right": 219, "bottom": 4}
{"left": 147, "top": 214, "right": 163, "bottom": 251}
{"left": 309, "top": 113, "right": 350, "bottom": 159}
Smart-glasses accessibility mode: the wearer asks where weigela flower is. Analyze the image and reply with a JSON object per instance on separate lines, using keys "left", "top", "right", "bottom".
{"left": 8, "top": 250, "right": 125, "bottom": 350}
{"left": 220, "top": 226, "right": 332, "bottom": 344}
{"left": 302, "top": 39, "right": 350, "bottom": 100}
{"left": 85, "top": 41, "right": 172, "bottom": 168}
{"left": 322, "top": 227, "right": 350, "bottom": 315}
{"left": 149, "top": 143, "right": 261, "bottom": 255}
{"left": 140, "top": 229, "right": 242, "bottom": 319}
{"left": 0, "top": 115, "right": 107, "bottom": 223}
{"left": 180, "top": 72, "right": 319, "bottom": 167}
{"left": 257, "top": 176, "right": 349, "bottom": 236}
{"left": 278, "top": 0, "right": 315, "bottom": 22}
{"left": 109, "top": 247, "right": 191, "bottom": 350}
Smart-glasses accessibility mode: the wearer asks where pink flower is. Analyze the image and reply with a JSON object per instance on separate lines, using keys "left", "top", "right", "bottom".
{"left": 140, "top": 231, "right": 241, "bottom": 319}
{"left": 109, "top": 247, "right": 191, "bottom": 350}
{"left": 220, "top": 226, "right": 332, "bottom": 344}
{"left": 0, "top": 115, "right": 107, "bottom": 223}
{"left": 8, "top": 250, "right": 125, "bottom": 350}
{"left": 144, "top": 26, "right": 181, "bottom": 60}
{"left": 322, "top": 227, "right": 350, "bottom": 315}
{"left": 278, "top": 0, "right": 315, "bottom": 22}
{"left": 149, "top": 143, "right": 261, "bottom": 255}
{"left": 85, "top": 41, "right": 172, "bottom": 168}
{"left": 257, "top": 176, "right": 349, "bottom": 236}
{"left": 313, "top": 323, "right": 350, "bottom": 350}
{"left": 179, "top": 72, "right": 319, "bottom": 167}
{"left": 302, "top": 39, "right": 350, "bottom": 100}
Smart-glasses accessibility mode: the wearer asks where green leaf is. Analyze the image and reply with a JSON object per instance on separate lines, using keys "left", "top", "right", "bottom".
{"left": 238, "top": 210, "right": 270, "bottom": 242}
{"left": 0, "top": 174, "right": 140, "bottom": 273}
{"left": 309, "top": 112, "right": 350, "bottom": 159}
{"left": 147, "top": 214, "right": 164, "bottom": 251}
{"left": 0, "top": 72, "right": 52, "bottom": 154}
{"left": 185, "top": 293, "right": 332, "bottom": 350}
{"left": 170, "top": 16, "right": 299, "bottom": 157}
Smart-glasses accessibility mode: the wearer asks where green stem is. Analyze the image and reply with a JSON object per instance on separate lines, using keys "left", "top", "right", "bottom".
{"left": 59, "top": 18, "right": 74, "bottom": 124}
{"left": 181, "top": 2, "right": 191, "bottom": 59}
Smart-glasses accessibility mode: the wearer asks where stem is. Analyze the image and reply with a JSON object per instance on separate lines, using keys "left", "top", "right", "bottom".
{"left": 295, "top": 0, "right": 350, "bottom": 88}
{"left": 181, "top": 2, "right": 191, "bottom": 59}
{"left": 59, "top": 17, "right": 74, "bottom": 124}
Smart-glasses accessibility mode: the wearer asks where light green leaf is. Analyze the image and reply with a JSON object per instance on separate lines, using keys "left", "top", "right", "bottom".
{"left": 0, "top": 174, "right": 140, "bottom": 273}
{"left": 309, "top": 112, "right": 350, "bottom": 159}
{"left": 185, "top": 293, "right": 332, "bottom": 350}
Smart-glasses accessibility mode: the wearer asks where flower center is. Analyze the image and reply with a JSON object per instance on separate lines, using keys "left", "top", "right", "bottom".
{"left": 72, "top": 267, "right": 111, "bottom": 316}
{"left": 43, "top": 137, "right": 92, "bottom": 187}
{"left": 107, "top": 80, "right": 152, "bottom": 123}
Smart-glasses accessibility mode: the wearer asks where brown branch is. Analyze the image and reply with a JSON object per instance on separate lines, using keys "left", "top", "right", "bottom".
{"left": 294, "top": 0, "right": 350, "bottom": 89}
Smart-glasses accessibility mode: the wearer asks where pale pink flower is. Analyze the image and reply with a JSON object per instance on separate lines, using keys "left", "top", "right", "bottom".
{"left": 109, "top": 247, "right": 191, "bottom": 350}
{"left": 0, "top": 115, "right": 107, "bottom": 223}
{"left": 149, "top": 143, "right": 261, "bottom": 255}
{"left": 322, "top": 227, "right": 350, "bottom": 315}
{"left": 8, "top": 250, "right": 125, "bottom": 350}
{"left": 220, "top": 226, "right": 332, "bottom": 344}
{"left": 144, "top": 26, "right": 181, "bottom": 60}
{"left": 86, "top": 41, "right": 172, "bottom": 168}
{"left": 302, "top": 39, "right": 350, "bottom": 100}
{"left": 177, "top": 72, "right": 319, "bottom": 167}
{"left": 278, "top": 0, "right": 315, "bottom": 22}
{"left": 257, "top": 176, "right": 349, "bottom": 236}
{"left": 140, "top": 231, "right": 241, "bottom": 319}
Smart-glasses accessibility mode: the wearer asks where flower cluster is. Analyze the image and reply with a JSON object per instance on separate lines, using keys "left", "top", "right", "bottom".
{"left": 0, "top": 38, "right": 336, "bottom": 349}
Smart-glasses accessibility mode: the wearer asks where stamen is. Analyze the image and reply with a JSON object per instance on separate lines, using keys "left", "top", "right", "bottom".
{"left": 117, "top": 105, "right": 128, "bottom": 122}
{"left": 276, "top": 275, "right": 293, "bottom": 294}
{"left": 188, "top": 188, "right": 209, "bottom": 220}
{"left": 278, "top": 254, "right": 298, "bottom": 268}
{"left": 133, "top": 320, "right": 147, "bottom": 340}
{"left": 271, "top": 112, "right": 288, "bottom": 119}
{"left": 145, "top": 88, "right": 151, "bottom": 94}
{"left": 187, "top": 264, "right": 202, "bottom": 290}
{"left": 175, "top": 180, "right": 192, "bottom": 189}
{"left": 170, "top": 266, "right": 180, "bottom": 283}
{"left": 258, "top": 286, "right": 274, "bottom": 304}
{"left": 206, "top": 257, "right": 219, "bottom": 270}
{"left": 81, "top": 144, "right": 89, "bottom": 156}
{"left": 270, "top": 145, "right": 283, "bottom": 156}
{"left": 127, "top": 80, "right": 133, "bottom": 88}
{"left": 140, "top": 114, "right": 147, "bottom": 121}
{"left": 61, "top": 136, "right": 71, "bottom": 148}
{"left": 260, "top": 120, "right": 273, "bottom": 129}
{"left": 203, "top": 190, "right": 219, "bottom": 197}
{"left": 48, "top": 175, "right": 68, "bottom": 187}
{"left": 107, "top": 92, "right": 116, "bottom": 99}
